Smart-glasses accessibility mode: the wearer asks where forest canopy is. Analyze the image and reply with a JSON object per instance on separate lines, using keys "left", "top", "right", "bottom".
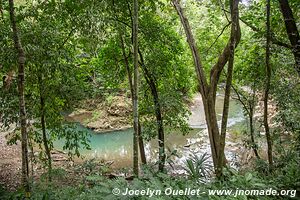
{"left": 0, "top": 0, "right": 299, "bottom": 199}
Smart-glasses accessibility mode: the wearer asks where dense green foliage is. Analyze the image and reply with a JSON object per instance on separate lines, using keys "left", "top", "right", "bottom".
{"left": 0, "top": 0, "right": 299, "bottom": 199}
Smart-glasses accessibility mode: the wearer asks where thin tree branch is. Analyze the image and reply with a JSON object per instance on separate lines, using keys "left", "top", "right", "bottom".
{"left": 222, "top": 8, "right": 292, "bottom": 49}
{"left": 218, "top": 0, "right": 230, "bottom": 23}
{"left": 231, "top": 84, "right": 250, "bottom": 116}
{"left": 210, "top": 13, "right": 241, "bottom": 100}
{"left": 240, "top": 17, "right": 292, "bottom": 49}
{"left": 109, "top": 17, "right": 132, "bottom": 28}
{"left": 58, "top": 27, "right": 76, "bottom": 50}
{"left": 205, "top": 22, "right": 232, "bottom": 56}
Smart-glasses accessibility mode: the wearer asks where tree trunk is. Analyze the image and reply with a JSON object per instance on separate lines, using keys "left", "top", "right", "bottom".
{"left": 172, "top": 0, "right": 208, "bottom": 97}
{"left": 203, "top": 98, "right": 220, "bottom": 168}
{"left": 278, "top": 0, "right": 300, "bottom": 75}
{"left": 232, "top": 85, "right": 260, "bottom": 159}
{"left": 147, "top": 79, "right": 165, "bottom": 172}
{"left": 38, "top": 75, "right": 52, "bottom": 181}
{"left": 173, "top": 0, "right": 241, "bottom": 172}
{"left": 264, "top": 0, "right": 273, "bottom": 171}
{"left": 138, "top": 122, "right": 147, "bottom": 165}
{"left": 8, "top": 0, "right": 30, "bottom": 195}
{"left": 119, "top": 33, "right": 146, "bottom": 165}
{"left": 0, "top": 0, "right": 4, "bottom": 21}
{"left": 28, "top": 137, "right": 35, "bottom": 180}
{"left": 138, "top": 50, "right": 165, "bottom": 172}
{"left": 132, "top": 0, "right": 139, "bottom": 177}
{"left": 154, "top": 96, "right": 165, "bottom": 173}
{"left": 40, "top": 97, "right": 52, "bottom": 181}
{"left": 172, "top": 0, "right": 219, "bottom": 168}
{"left": 249, "top": 105, "right": 260, "bottom": 159}
{"left": 127, "top": 1, "right": 165, "bottom": 170}
{"left": 216, "top": 0, "right": 239, "bottom": 178}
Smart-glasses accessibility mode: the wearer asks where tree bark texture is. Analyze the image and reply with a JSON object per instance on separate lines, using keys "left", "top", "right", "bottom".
{"left": 0, "top": 0, "right": 4, "bottom": 21}
{"left": 9, "top": 0, "right": 30, "bottom": 194}
{"left": 264, "top": 0, "right": 273, "bottom": 170}
{"left": 38, "top": 75, "right": 52, "bottom": 181}
{"left": 132, "top": 0, "right": 139, "bottom": 177}
{"left": 138, "top": 50, "right": 165, "bottom": 172}
{"left": 173, "top": 0, "right": 241, "bottom": 171}
{"left": 249, "top": 105, "right": 260, "bottom": 159}
{"left": 217, "top": 0, "right": 239, "bottom": 178}
{"left": 119, "top": 33, "right": 146, "bottom": 165}
{"left": 278, "top": 0, "right": 300, "bottom": 75}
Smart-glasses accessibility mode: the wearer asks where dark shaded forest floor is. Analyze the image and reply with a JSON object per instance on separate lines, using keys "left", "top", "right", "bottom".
{"left": 0, "top": 132, "right": 21, "bottom": 191}
{"left": 0, "top": 131, "right": 83, "bottom": 191}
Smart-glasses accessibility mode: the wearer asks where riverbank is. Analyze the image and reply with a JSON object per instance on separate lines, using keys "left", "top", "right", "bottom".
{"left": 61, "top": 93, "right": 248, "bottom": 172}
{"left": 67, "top": 95, "right": 132, "bottom": 132}
{"left": 67, "top": 92, "right": 244, "bottom": 132}
{"left": 0, "top": 92, "right": 273, "bottom": 191}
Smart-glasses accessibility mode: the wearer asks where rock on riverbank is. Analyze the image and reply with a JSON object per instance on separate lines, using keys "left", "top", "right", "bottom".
{"left": 67, "top": 95, "right": 132, "bottom": 132}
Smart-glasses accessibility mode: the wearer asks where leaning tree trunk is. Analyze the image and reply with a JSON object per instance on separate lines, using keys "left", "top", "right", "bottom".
{"left": 38, "top": 74, "right": 52, "bottom": 181}
{"left": 216, "top": 0, "right": 239, "bottom": 178}
{"left": 9, "top": 0, "right": 30, "bottom": 195}
{"left": 119, "top": 33, "right": 146, "bottom": 165}
{"left": 249, "top": 85, "right": 260, "bottom": 159}
{"left": 232, "top": 84, "right": 261, "bottom": 159}
{"left": 137, "top": 122, "right": 147, "bottom": 164}
{"left": 278, "top": 0, "right": 300, "bottom": 75}
{"left": 249, "top": 104, "right": 260, "bottom": 159}
{"left": 264, "top": 0, "right": 273, "bottom": 171}
{"left": 173, "top": 0, "right": 241, "bottom": 171}
{"left": 146, "top": 82, "right": 164, "bottom": 172}
{"left": 40, "top": 96, "right": 52, "bottom": 181}
{"left": 132, "top": 0, "right": 139, "bottom": 177}
{"left": 203, "top": 98, "right": 220, "bottom": 167}
{"left": 127, "top": 1, "right": 166, "bottom": 171}
{"left": 139, "top": 58, "right": 165, "bottom": 172}
{"left": 153, "top": 93, "right": 165, "bottom": 173}
{"left": 0, "top": 0, "right": 4, "bottom": 21}
{"left": 172, "top": 0, "right": 219, "bottom": 167}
